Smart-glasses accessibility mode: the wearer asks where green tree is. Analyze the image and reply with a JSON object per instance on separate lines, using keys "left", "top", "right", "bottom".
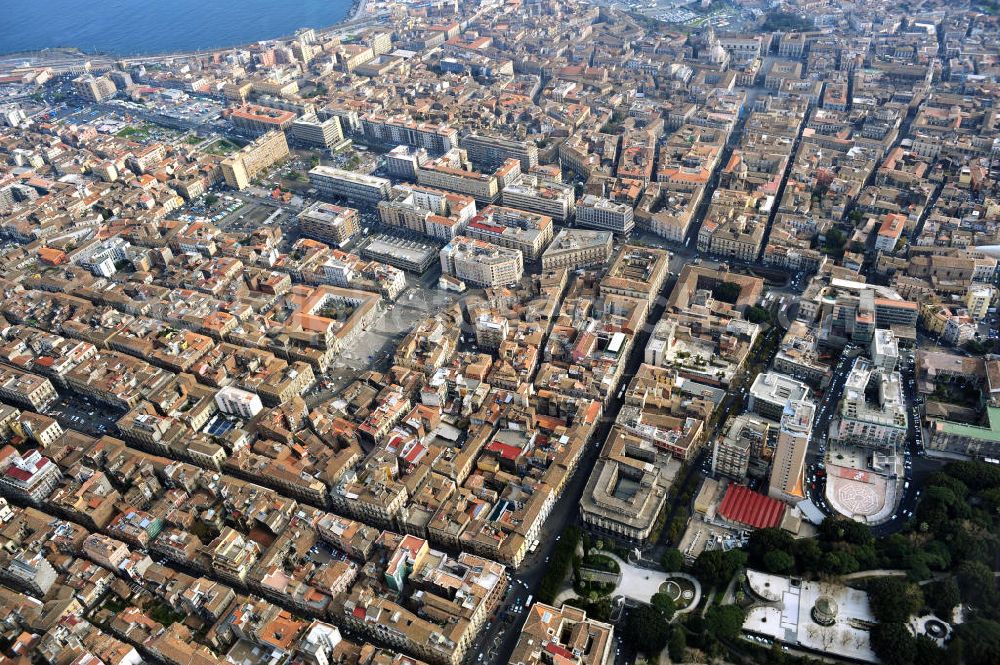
{"left": 761, "top": 11, "right": 812, "bottom": 32}
{"left": 964, "top": 339, "right": 991, "bottom": 355}
{"left": 913, "top": 635, "right": 950, "bottom": 665}
{"left": 870, "top": 623, "right": 917, "bottom": 665}
{"left": 204, "top": 194, "right": 219, "bottom": 206}
{"left": 704, "top": 605, "right": 746, "bottom": 640}
{"left": 793, "top": 538, "right": 823, "bottom": 572}
{"left": 956, "top": 560, "right": 997, "bottom": 610}
{"left": 668, "top": 626, "right": 686, "bottom": 662}
{"left": 651, "top": 592, "right": 677, "bottom": 620}
{"left": 819, "top": 517, "right": 874, "bottom": 546}
{"left": 959, "top": 619, "right": 1000, "bottom": 665}
{"left": 823, "top": 228, "right": 846, "bottom": 255}
{"left": 978, "top": 487, "right": 1000, "bottom": 514}
{"left": 661, "top": 548, "right": 684, "bottom": 572}
{"left": 622, "top": 605, "right": 672, "bottom": 656}
{"left": 867, "top": 578, "right": 923, "bottom": 623}
{"left": 537, "top": 527, "right": 580, "bottom": 604}
{"left": 821, "top": 550, "right": 859, "bottom": 575}
{"left": 762, "top": 550, "right": 795, "bottom": 575}
{"left": 946, "top": 461, "right": 1000, "bottom": 492}
{"left": 712, "top": 281, "right": 741, "bottom": 304}
{"left": 692, "top": 549, "right": 747, "bottom": 587}
{"left": 745, "top": 305, "right": 771, "bottom": 324}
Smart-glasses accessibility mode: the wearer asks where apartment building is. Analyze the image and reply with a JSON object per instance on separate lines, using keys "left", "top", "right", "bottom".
{"left": 214, "top": 386, "right": 264, "bottom": 418}
{"left": 221, "top": 130, "right": 290, "bottom": 190}
{"left": 360, "top": 115, "right": 458, "bottom": 153}
{"left": 4, "top": 552, "right": 57, "bottom": 596}
{"left": 748, "top": 372, "right": 810, "bottom": 421}
{"left": 768, "top": 399, "right": 814, "bottom": 503}
{"left": 576, "top": 195, "right": 634, "bottom": 234}
{"left": 460, "top": 134, "right": 539, "bottom": 171}
{"left": 541, "top": 228, "right": 614, "bottom": 271}
{"left": 416, "top": 154, "right": 513, "bottom": 204}
{"left": 309, "top": 166, "right": 392, "bottom": 205}
{"left": 510, "top": 603, "right": 614, "bottom": 665}
{"left": 73, "top": 74, "right": 117, "bottom": 102}
{"left": 464, "top": 205, "right": 554, "bottom": 260}
{"left": 713, "top": 414, "right": 768, "bottom": 480}
{"left": 377, "top": 184, "right": 476, "bottom": 240}
{"left": 290, "top": 112, "right": 345, "bottom": 149}
{"left": 501, "top": 175, "right": 576, "bottom": 222}
{"left": 0, "top": 364, "right": 57, "bottom": 412}
{"left": 440, "top": 236, "right": 524, "bottom": 288}
{"left": 298, "top": 201, "right": 361, "bottom": 246}
{"left": 208, "top": 527, "right": 261, "bottom": 584}
{"left": 228, "top": 103, "right": 297, "bottom": 136}
{"left": 0, "top": 448, "right": 62, "bottom": 504}
{"left": 832, "top": 357, "right": 908, "bottom": 448}
{"left": 82, "top": 533, "right": 131, "bottom": 570}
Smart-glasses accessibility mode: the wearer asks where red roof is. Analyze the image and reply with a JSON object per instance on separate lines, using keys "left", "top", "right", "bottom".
{"left": 545, "top": 643, "right": 575, "bottom": 660}
{"left": 718, "top": 484, "right": 785, "bottom": 529}
{"left": 485, "top": 441, "right": 522, "bottom": 461}
{"left": 402, "top": 443, "right": 426, "bottom": 464}
{"left": 4, "top": 466, "right": 33, "bottom": 482}
{"left": 468, "top": 220, "right": 504, "bottom": 234}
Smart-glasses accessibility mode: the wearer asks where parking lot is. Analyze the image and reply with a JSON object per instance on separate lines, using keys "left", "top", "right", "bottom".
{"left": 46, "top": 392, "right": 122, "bottom": 438}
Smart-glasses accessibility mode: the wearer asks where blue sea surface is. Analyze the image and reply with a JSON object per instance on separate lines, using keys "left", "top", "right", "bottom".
{"left": 0, "top": 0, "right": 353, "bottom": 55}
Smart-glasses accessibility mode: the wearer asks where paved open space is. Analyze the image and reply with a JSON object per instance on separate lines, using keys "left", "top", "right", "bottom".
{"left": 595, "top": 552, "right": 702, "bottom": 609}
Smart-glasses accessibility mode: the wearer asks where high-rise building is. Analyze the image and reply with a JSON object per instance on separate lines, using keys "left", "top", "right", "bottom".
{"left": 109, "top": 70, "right": 133, "bottom": 91}
{"left": 290, "top": 112, "right": 345, "bottom": 149}
{"left": 73, "top": 74, "right": 117, "bottom": 102}
{"left": 967, "top": 285, "right": 995, "bottom": 321}
{"left": 769, "top": 400, "right": 814, "bottom": 502}
{"left": 870, "top": 329, "right": 899, "bottom": 372}
{"left": 298, "top": 201, "right": 361, "bottom": 246}
{"left": 221, "top": 131, "right": 290, "bottom": 190}
{"left": 384, "top": 145, "right": 428, "bottom": 180}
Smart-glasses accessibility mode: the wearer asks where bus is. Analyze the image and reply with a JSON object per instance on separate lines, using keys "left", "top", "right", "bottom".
{"left": 525, "top": 595, "right": 533, "bottom": 608}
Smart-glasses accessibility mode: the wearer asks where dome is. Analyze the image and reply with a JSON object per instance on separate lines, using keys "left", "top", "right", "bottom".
{"left": 811, "top": 596, "right": 838, "bottom": 626}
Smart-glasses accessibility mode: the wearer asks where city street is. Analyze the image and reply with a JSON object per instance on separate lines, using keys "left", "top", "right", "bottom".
{"left": 477, "top": 263, "right": 684, "bottom": 665}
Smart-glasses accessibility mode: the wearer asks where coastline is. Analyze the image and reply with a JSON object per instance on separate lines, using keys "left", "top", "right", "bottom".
{"left": 0, "top": 0, "right": 372, "bottom": 66}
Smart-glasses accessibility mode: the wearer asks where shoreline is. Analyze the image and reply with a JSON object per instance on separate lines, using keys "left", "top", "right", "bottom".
{"left": 0, "top": 0, "right": 372, "bottom": 65}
